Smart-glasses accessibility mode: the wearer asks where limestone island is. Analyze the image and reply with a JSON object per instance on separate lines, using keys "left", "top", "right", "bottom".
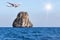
{"left": 12, "top": 11, "right": 33, "bottom": 27}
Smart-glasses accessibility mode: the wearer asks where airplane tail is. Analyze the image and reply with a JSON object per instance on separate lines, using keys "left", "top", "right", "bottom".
{"left": 7, "top": 2, "right": 11, "bottom": 4}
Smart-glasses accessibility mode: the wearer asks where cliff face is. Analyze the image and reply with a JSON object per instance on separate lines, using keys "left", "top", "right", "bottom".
{"left": 12, "top": 11, "right": 33, "bottom": 27}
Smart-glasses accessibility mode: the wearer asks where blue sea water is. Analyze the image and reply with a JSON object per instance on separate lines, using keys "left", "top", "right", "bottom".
{"left": 0, "top": 27, "right": 60, "bottom": 40}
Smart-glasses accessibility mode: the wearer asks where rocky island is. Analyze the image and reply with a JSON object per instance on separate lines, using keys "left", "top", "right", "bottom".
{"left": 12, "top": 11, "right": 33, "bottom": 27}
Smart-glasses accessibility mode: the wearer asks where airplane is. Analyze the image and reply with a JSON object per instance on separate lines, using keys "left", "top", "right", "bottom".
{"left": 6, "top": 2, "right": 20, "bottom": 8}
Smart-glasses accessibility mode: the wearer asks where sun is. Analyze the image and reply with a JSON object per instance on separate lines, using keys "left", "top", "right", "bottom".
{"left": 45, "top": 4, "right": 52, "bottom": 11}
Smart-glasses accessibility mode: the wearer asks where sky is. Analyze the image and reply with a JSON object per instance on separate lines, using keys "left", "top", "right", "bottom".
{"left": 0, "top": 0, "right": 60, "bottom": 27}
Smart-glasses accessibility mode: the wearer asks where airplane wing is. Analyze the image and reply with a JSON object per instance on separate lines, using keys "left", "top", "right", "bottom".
{"left": 7, "top": 2, "right": 14, "bottom": 6}
{"left": 6, "top": 5, "right": 11, "bottom": 7}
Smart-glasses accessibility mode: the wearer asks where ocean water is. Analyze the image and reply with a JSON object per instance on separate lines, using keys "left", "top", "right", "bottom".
{"left": 0, "top": 27, "right": 60, "bottom": 40}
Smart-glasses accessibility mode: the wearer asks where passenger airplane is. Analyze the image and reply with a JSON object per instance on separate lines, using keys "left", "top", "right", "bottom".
{"left": 7, "top": 2, "right": 20, "bottom": 8}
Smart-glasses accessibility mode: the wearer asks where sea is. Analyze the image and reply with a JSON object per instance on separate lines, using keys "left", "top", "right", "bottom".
{"left": 0, "top": 27, "right": 60, "bottom": 40}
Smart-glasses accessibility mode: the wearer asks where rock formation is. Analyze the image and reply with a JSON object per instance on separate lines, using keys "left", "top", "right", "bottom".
{"left": 12, "top": 11, "right": 33, "bottom": 27}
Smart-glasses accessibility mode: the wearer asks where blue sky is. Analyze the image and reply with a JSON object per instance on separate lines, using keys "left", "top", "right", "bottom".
{"left": 0, "top": 0, "right": 60, "bottom": 27}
